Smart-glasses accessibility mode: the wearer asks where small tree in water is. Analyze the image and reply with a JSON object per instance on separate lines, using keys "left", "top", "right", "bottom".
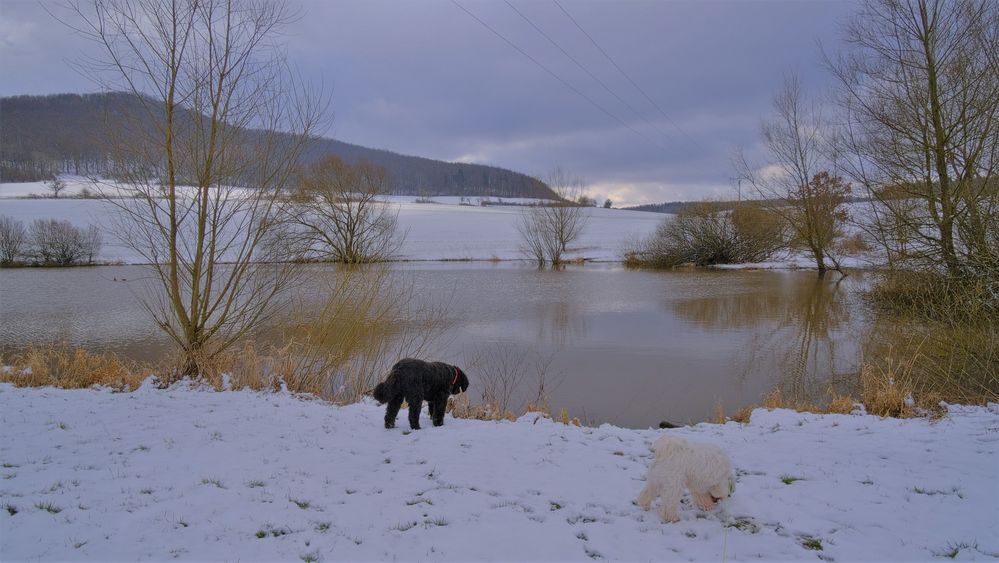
{"left": 737, "top": 74, "right": 848, "bottom": 277}
{"left": 517, "top": 167, "right": 589, "bottom": 267}
{"left": 787, "top": 172, "right": 851, "bottom": 275}
{"left": 286, "top": 156, "right": 404, "bottom": 263}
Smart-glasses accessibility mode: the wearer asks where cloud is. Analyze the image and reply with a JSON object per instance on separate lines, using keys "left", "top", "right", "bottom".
{"left": 0, "top": 17, "right": 36, "bottom": 54}
{"left": 1, "top": 0, "right": 857, "bottom": 201}
{"left": 587, "top": 181, "right": 734, "bottom": 208}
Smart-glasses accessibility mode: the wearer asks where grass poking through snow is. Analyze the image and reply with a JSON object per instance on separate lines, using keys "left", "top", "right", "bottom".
{"left": 35, "top": 502, "right": 62, "bottom": 514}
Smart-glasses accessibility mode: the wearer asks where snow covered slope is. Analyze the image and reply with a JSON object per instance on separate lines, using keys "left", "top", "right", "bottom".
{"left": 1, "top": 383, "right": 996, "bottom": 561}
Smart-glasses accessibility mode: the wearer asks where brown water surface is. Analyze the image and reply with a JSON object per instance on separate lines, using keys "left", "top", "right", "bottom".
{"left": 0, "top": 262, "right": 869, "bottom": 427}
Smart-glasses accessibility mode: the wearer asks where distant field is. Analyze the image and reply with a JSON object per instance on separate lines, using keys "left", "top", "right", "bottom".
{"left": 0, "top": 181, "right": 664, "bottom": 263}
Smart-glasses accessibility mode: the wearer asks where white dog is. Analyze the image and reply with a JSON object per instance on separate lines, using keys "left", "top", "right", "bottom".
{"left": 636, "top": 435, "right": 734, "bottom": 522}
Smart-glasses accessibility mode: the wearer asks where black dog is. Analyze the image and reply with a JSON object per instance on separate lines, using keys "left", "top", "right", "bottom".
{"left": 372, "top": 358, "right": 470, "bottom": 429}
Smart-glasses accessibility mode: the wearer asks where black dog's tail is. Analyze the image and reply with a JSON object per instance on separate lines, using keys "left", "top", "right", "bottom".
{"left": 372, "top": 372, "right": 398, "bottom": 404}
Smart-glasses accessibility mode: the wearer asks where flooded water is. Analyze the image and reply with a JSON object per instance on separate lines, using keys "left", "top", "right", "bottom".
{"left": 0, "top": 263, "right": 870, "bottom": 427}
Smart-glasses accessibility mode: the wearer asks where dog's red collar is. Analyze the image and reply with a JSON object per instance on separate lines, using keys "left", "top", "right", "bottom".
{"left": 451, "top": 366, "right": 459, "bottom": 386}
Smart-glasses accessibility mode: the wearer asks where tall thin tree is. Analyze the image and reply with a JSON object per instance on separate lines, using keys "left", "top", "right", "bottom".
{"left": 67, "top": 0, "right": 327, "bottom": 374}
{"left": 737, "top": 74, "right": 849, "bottom": 277}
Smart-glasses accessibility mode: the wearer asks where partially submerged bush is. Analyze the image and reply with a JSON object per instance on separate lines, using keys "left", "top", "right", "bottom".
{"left": 0, "top": 219, "right": 105, "bottom": 267}
{"left": 0, "top": 215, "right": 27, "bottom": 265}
{"left": 625, "top": 202, "right": 787, "bottom": 268}
{"left": 865, "top": 270, "right": 998, "bottom": 405}
{"left": 868, "top": 270, "right": 997, "bottom": 326}
{"left": 28, "top": 219, "right": 102, "bottom": 266}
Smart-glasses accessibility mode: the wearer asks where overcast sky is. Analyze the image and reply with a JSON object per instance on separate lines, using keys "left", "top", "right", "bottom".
{"left": 0, "top": 0, "right": 856, "bottom": 205}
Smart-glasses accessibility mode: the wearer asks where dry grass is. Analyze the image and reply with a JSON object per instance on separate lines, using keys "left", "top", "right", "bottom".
{"left": 192, "top": 266, "right": 453, "bottom": 401}
{"left": 720, "top": 352, "right": 949, "bottom": 424}
{"left": 0, "top": 345, "right": 148, "bottom": 391}
{"left": 826, "top": 390, "right": 858, "bottom": 415}
{"left": 761, "top": 388, "right": 823, "bottom": 413}
{"left": 0, "top": 267, "right": 449, "bottom": 403}
{"left": 859, "top": 349, "right": 947, "bottom": 419}
{"left": 445, "top": 395, "right": 581, "bottom": 426}
{"left": 446, "top": 394, "right": 516, "bottom": 422}
{"left": 729, "top": 405, "right": 755, "bottom": 424}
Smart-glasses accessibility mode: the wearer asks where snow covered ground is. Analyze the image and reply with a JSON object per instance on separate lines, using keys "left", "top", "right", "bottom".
{"left": 1, "top": 382, "right": 996, "bottom": 561}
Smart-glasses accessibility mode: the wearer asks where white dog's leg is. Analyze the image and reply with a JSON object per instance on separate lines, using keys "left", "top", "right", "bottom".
{"left": 636, "top": 480, "right": 657, "bottom": 511}
{"left": 657, "top": 474, "right": 684, "bottom": 523}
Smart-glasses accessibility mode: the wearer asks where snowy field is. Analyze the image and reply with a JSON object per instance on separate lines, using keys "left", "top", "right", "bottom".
{"left": 1, "top": 382, "right": 996, "bottom": 561}
{"left": 0, "top": 180, "right": 662, "bottom": 263}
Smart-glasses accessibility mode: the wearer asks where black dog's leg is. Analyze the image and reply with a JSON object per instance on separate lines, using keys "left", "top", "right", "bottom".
{"left": 431, "top": 393, "right": 447, "bottom": 427}
{"left": 407, "top": 391, "right": 423, "bottom": 430}
{"left": 384, "top": 396, "right": 403, "bottom": 429}
{"left": 427, "top": 399, "right": 438, "bottom": 421}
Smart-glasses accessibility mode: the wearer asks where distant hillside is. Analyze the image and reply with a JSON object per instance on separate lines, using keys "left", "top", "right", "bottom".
{"left": 0, "top": 93, "right": 554, "bottom": 199}
{"left": 624, "top": 202, "right": 685, "bottom": 214}
{"left": 625, "top": 196, "right": 875, "bottom": 214}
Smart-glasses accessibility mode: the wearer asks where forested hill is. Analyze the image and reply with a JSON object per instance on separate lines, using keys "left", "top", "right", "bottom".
{"left": 0, "top": 93, "right": 554, "bottom": 199}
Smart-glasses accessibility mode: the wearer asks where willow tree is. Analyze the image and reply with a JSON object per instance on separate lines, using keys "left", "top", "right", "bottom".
{"left": 829, "top": 0, "right": 999, "bottom": 278}
{"left": 68, "top": 0, "right": 327, "bottom": 375}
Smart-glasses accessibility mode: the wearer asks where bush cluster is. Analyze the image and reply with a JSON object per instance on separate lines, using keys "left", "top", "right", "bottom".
{"left": 0, "top": 216, "right": 102, "bottom": 266}
{"left": 625, "top": 202, "right": 787, "bottom": 268}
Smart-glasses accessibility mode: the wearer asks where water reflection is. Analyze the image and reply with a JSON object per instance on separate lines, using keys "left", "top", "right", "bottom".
{"left": 670, "top": 274, "right": 862, "bottom": 404}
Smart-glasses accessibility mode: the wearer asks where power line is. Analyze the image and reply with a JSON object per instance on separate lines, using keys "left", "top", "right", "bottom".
{"left": 552, "top": 0, "right": 704, "bottom": 151}
{"left": 451, "top": 0, "right": 671, "bottom": 154}
{"left": 503, "top": 0, "right": 676, "bottom": 148}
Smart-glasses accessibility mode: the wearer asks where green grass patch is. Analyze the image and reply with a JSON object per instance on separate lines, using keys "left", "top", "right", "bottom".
{"left": 35, "top": 502, "right": 62, "bottom": 514}
{"left": 800, "top": 536, "right": 823, "bottom": 551}
{"left": 933, "top": 540, "right": 978, "bottom": 559}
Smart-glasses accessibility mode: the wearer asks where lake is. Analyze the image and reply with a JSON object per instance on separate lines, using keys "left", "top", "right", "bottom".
{"left": 0, "top": 262, "right": 870, "bottom": 427}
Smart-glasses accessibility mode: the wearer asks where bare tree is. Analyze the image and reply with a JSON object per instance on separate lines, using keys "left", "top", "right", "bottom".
{"left": 737, "top": 74, "right": 848, "bottom": 277}
{"left": 0, "top": 216, "right": 27, "bottom": 265}
{"left": 28, "top": 219, "right": 101, "bottom": 265}
{"left": 46, "top": 176, "right": 68, "bottom": 199}
{"left": 81, "top": 224, "right": 102, "bottom": 264}
{"left": 828, "top": 0, "right": 999, "bottom": 278}
{"left": 517, "top": 166, "right": 589, "bottom": 266}
{"left": 67, "top": 0, "right": 327, "bottom": 374}
{"left": 286, "top": 156, "right": 404, "bottom": 263}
